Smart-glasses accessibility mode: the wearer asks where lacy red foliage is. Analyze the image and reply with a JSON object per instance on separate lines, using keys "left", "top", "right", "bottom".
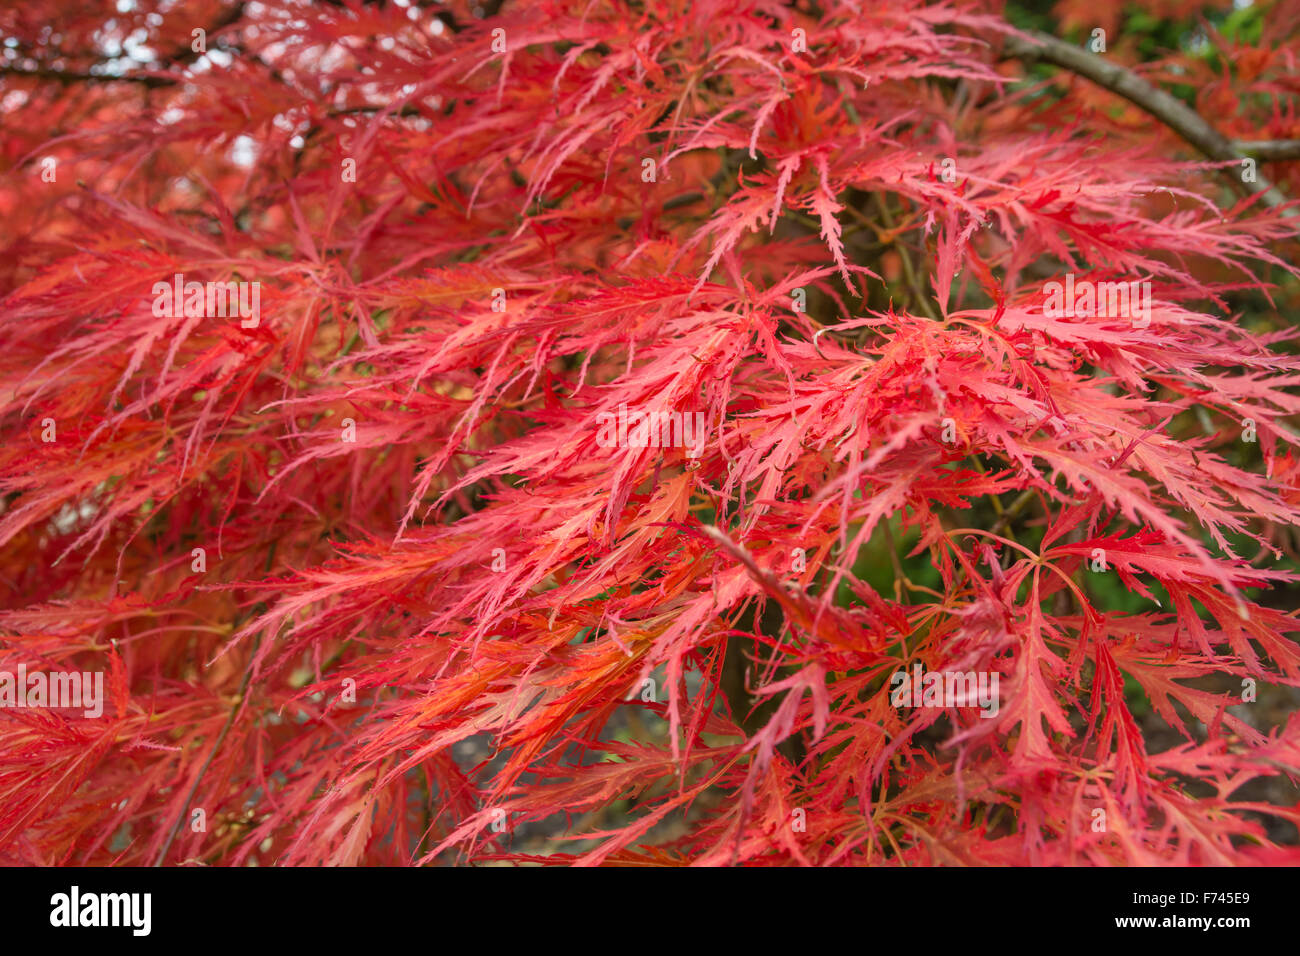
{"left": 2, "top": 0, "right": 1300, "bottom": 866}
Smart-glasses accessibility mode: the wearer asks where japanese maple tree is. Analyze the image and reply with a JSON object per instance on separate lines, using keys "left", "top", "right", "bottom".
{"left": 2, "top": 0, "right": 1300, "bottom": 866}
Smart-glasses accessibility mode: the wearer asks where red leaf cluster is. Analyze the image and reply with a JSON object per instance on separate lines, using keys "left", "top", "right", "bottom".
{"left": 2, "top": 0, "right": 1300, "bottom": 865}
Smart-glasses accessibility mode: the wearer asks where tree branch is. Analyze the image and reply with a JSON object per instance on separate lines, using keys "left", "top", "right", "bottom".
{"left": 1002, "top": 29, "right": 1295, "bottom": 216}
{"left": 0, "top": 66, "right": 177, "bottom": 87}
{"left": 1234, "top": 140, "right": 1300, "bottom": 162}
{"left": 0, "top": 3, "right": 247, "bottom": 90}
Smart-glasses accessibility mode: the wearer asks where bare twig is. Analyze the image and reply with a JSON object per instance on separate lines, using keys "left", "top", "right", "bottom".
{"left": 0, "top": 66, "right": 177, "bottom": 87}
{"left": 873, "top": 194, "right": 941, "bottom": 320}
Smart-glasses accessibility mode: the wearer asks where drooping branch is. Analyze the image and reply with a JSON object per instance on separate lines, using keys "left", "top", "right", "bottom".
{"left": 1003, "top": 28, "right": 1295, "bottom": 217}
